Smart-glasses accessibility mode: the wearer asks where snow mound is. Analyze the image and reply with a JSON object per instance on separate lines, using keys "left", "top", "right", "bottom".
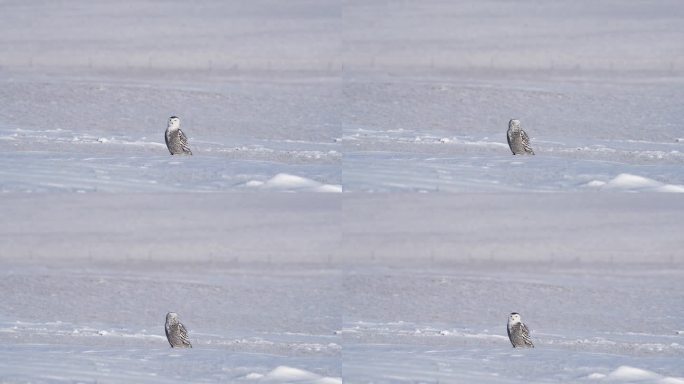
{"left": 247, "top": 366, "right": 342, "bottom": 384}
{"left": 586, "top": 173, "right": 684, "bottom": 193}
{"left": 588, "top": 366, "right": 684, "bottom": 383}
{"left": 607, "top": 366, "right": 661, "bottom": 381}
{"left": 245, "top": 173, "right": 342, "bottom": 193}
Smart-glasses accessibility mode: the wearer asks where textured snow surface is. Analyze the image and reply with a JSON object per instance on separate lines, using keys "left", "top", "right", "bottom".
{"left": 2, "top": 0, "right": 684, "bottom": 382}
{"left": 1, "top": 1, "right": 683, "bottom": 193}
{"left": 337, "top": 195, "right": 684, "bottom": 383}
{"left": 341, "top": 265, "right": 684, "bottom": 384}
{"left": 342, "top": 78, "right": 684, "bottom": 192}
{"left": 2, "top": 194, "right": 684, "bottom": 383}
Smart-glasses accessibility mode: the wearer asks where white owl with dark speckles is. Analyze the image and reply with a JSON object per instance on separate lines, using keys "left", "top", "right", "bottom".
{"left": 165, "top": 116, "right": 192, "bottom": 155}
{"left": 507, "top": 312, "right": 534, "bottom": 348}
{"left": 165, "top": 312, "right": 192, "bottom": 348}
{"left": 507, "top": 119, "right": 535, "bottom": 155}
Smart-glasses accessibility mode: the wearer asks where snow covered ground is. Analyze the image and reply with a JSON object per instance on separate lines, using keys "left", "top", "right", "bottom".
{"left": 340, "top": 0, "right": 684, "bottom": 192}
{"left": 342, "top": 77, "right": 684, "bottom": 192}
{"left": 340, "top": 194, "right": 684, "bottom": 384}
{"left": 2, "top": 194, "right": 683, "bottom": 383}
{"left": 0, "top": 263, "right": 343, "bottom": 384}
{"left": 1, "top": 0, "right": 683, "bottom": 383}
{"left": 0, "top": 0, "right": 342, "bottom": 193}
{"left": 2, "top": 1, "right": 683, "bottom": 193}
{"left": 0, "top": 73, "right": 341, "bottom": 192}
{"left": 0, "top": 194, "right": 342, "bottom": 383}
{"left": 342, "top": 266, "right": 684, "bottom": 384}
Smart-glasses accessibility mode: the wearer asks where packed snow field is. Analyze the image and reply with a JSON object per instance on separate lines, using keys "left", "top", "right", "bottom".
{"left": 0, "top": 194, "right": 343, "bottom": 383}
{"left": 2, "top": 0, "right": 684, "bottom": 383}
{"left": 2, "top": 0, "right": 683, "bottom": 193}
{"left": 3, "top": 261, "right": 682, "bottom": 384}
{"left": 0, "top": 72, "right": 342, "bottom": 193}
{"left": 342, "top": 76, "right": 684, "bottom": 192}
{"left": 0, "top": 0, "right": 342, "bottom": 193}
{"left": 342, "top": 266, "right": 684, "bottom": 384}
{"left": 338, "top": 0, "right": 684, "bottom": 192}
{"left": 338, "top": 195, "right": 684, "bottom": 384}
{"left": 2, "top": 194, "right": 683, "bottom": 383}
{"left": 0, "top": 264, "right": 342, "bottom": 384}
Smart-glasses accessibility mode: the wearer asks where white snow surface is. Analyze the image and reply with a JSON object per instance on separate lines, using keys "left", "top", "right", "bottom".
{"left": 2, "top": 194, "right": 683, "bottom": 383}
{"left": 250, "top": 366, "right": 342, "bottom": 383}
{"left": 336, "top": 195, "right": 684, "bottom": 383}
{"left": 1, "top": 0, "right": 683, "bottom": 193}
{"left": 245, "top": 173, "right": 342, "bottom": 193}
{"left": 588, "top": 173, "right": 684, "bottom": 193}
{"left": 582, "top": 366, "right": 684, "bottom": 384}
{"left": 2, "top": 0, "right": 684, "bottom": 383}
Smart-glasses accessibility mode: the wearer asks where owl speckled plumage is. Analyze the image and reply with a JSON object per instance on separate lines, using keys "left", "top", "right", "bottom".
{"left": 507, "top": 119, "right": 535, "bottom": 155}
{"left": 507, "top": 312, "right": 534, "bottom": 348}
{"left": 165, "top": 312, "right": 192, "bottom": 348}
{"left": 164, "top": 116, "right": 192, "bottom": 155}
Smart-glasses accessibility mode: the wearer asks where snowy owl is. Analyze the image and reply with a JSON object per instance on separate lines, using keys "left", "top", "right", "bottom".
{"left": 506, "top": 119, "right": 535, "bottom": 155}
{"left": 507, "top": 312, "right": 534, "bottom": 348}
{"left": 165, "top": 312, "right": 192, "bottom": 348}
{"left": 164, "top": 116, "right": 192, "bottom": 155}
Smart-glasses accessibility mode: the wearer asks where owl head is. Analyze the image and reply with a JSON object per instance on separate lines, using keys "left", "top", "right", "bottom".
{"left": 167, "top": 116, "right": 181, "bottom": 129}
{"left": 166, "top": 312, "right": 179, "bottom": 323}
{"left": 509, "top": 312, "right": 522, "bottom": 324}
{"left": 509, "top": 119, "right": 521, "bottom": 130}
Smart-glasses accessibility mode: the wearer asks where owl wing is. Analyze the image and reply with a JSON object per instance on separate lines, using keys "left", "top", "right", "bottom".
{"left": 506, "top": 324, "right": 515, "bottom": 346}
{"left": 506, "top": 129, "right": 515, "bottom": 154}
{"left": 164, "top": 323, "right": 172, "bottom": 345}
{"left": 178, "top": 322, "right": 192, "bottom": 347}
{"left": 520, "top": 323, "right": 534, "bottom": 347}
{"left": 520, "top": 129, "right": 535, "bottom": 155}
{"left": 164, "top": 129, "right": 170, "bottom": 148}
{"left": 178, "top": 129, "right": 193, "bottom": 155}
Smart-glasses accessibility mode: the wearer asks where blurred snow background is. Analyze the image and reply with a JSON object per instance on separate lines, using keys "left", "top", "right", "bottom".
{"left": 1, "top": 0, "right": 684, "bottom": 383}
